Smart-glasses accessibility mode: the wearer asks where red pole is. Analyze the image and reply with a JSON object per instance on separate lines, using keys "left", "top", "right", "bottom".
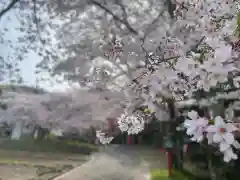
{"left": 167, "top": 151, "right": 172, "bottom": 177}
{"left": 159, "top": 148, "right": 172, "bottom": 176}
{"left": 160, "top": 148, "right": 165, "bottom": 152}
{"left": 127, "top": 135, "right": 132, "bottom": 145}
{"left": 107, "top": 118, "right": 113, "bottom": 132}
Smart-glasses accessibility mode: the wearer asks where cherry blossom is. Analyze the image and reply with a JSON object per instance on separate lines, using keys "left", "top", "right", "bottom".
{"left": 205, "top": 116, "right": 239, "bottom": 162}
{"left": 183, "top": 114, "right": 240, "bottom": 162}
{"left": 206, "top": 116, "right": 237, "bottom": 149}
{"left": 180, "top": 105, "right": 239, "bottom": 163}
{"left": 96, "top": 130, "right": 114, "bottom": 144}
{"left": 117, "top": 112, "right": 144, "bottom": 135}
{"left": 184, "top": 111, "right": 209, "bottom": 142}
{"left": 2, "top": 0, "right": 240, "bottom": 165}
{"left": 223, "top": 147, "right": 238, "bottom": 163}
{"left": 117, "top": 113, "right": 129, "bottom": 132}
{"left": 0, "top": 88, "right": 125, "bottom": 132}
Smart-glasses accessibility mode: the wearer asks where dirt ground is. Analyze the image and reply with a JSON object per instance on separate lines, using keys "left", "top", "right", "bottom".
{"left": 0, "top": 149, "right": 89, "bottom": 180}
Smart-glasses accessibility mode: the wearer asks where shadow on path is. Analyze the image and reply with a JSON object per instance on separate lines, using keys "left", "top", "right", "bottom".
{"left": 54, "top": 145, "right": 168, "bottom": 180}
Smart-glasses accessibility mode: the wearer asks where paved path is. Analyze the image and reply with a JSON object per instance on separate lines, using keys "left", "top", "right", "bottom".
{"left": 54, "top": 145, "right": 167, "bottom": 180}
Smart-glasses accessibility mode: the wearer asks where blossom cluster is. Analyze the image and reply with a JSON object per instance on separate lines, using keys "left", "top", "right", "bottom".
{"left": 184, "top": 110, "right": 240, "bottom": 162}
{"left": 117, "top": 113, "right": 145, "bottom": 135}
{"left": 96, "top": 130, "right": 114, "bottom": 145}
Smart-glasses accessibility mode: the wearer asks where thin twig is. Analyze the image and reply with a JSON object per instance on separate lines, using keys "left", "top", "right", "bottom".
{"left": 89, "top": 0, "right": 138, "bottom": 35}
{"left": 0, "top": 0, "right": 20, "bottom": 20}
{"left": 32, "top": 0, "right": 44, "bottom": 44}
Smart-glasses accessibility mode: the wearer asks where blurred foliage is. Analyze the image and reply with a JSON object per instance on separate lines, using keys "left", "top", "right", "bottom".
{"left": 234, "top": 12, "right": 240, "bottom": 38}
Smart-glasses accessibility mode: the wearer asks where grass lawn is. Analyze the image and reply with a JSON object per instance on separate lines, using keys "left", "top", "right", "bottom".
{"left": 0, "top": 136, "right": 98, "bottom": 154}
{"left": 151, "top": 168, "right": 210, "bottom": 180}
{"left": 151, "top": 169, "right": 189, "bottom": 180}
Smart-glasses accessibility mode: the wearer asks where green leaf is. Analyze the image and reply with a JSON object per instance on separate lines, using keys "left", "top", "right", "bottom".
{"left": 234, "top": 12, "right": 240, "bottom": 38}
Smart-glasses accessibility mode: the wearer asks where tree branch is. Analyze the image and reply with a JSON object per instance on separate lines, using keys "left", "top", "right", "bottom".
{"left": 89, "top": 0, "right": 138, "bottom": 35}
{"left": 143, "top": 9, "right": 165, "bottom": 40}
{"left": 0, "top": 0, "right": 20, "bottom": 20}
{"left": 32, "top": 0, "right": 45, "bottom": 44}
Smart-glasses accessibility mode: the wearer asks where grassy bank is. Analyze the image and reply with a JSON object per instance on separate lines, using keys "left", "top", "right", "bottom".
{"left": 151, "top": 169, "right": 210, "bottom": 180}
{"left": 0, "top": 136, "right": 98, "bottom": 155}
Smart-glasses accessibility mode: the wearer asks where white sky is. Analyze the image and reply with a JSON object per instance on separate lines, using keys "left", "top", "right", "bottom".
{"left": 0, "top": 7, "right": 71, "bottom": 92}
{"left": 0, "top": 3, "right": 126, "bottom": 93}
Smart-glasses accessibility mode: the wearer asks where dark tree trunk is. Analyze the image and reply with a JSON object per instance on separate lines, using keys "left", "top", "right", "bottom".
{"left": 166, "top": 98, "right": 183, "bottom": 171}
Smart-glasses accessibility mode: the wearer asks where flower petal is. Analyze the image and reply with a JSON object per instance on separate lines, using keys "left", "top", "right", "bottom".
{"left": 196, "top": 135, "right": 204, "bottom": 142}
{"left": 191, "top": 136, "right": 197, "bottom": 141}
{"left": 197, "top": 118, "right": 208, "bottom": 127}
{"left": 226, "top": 123, "right": 237, "bottom": 132}
{"left": 223, "top": 147, "right": 238, "bottom": 162}
{"left": 213, "top": 133, "right": 223, "bottom": 143}
{"left": 214, "top": 46, "right": 232, "bottom": 63}
{"left": 187, "top": 110, "right": 198, "bottom": 120}
{"left": 206, "top": 132, "right": 214, "bottom": 144}
{"left": 220, "top": 141, "right": 230, "bottom": 152}
{"left": 233, "top": 140, "right": 240, "bottom": 149}
{"left": 223, "top": 151, "right": 231, "bottom": 163}
{"left": 206, "top": 125, "right": 217, "bottom": 133}
{"left": 232, "top": 153, "right": 238, "bottom": 160}
{"left": 215, "top": 116, "right": 225, "bottom": 126}
{"left": 186, "top": 126, "right": 196, "bottom": 135}
{"left": 184, "top": 119, "right": 193, "bottom": 128}
{"left": 223, "top": 133, "right": 235, "bottom": 145}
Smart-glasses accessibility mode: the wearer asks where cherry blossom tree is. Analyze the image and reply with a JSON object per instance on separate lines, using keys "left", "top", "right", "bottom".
{"left": 2, "top": 0, "right": 240, "bottom": 172}
{"left": 0, "top": 86, "right": 125, "bottom": 140}
{"left": 79, "top": 0, "right": 240, "bottom": 167}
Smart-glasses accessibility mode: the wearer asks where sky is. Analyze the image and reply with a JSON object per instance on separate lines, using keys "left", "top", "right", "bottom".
{"left": 0, "top": 5, "right": 71, "bottom": 92}
{"left": 0, "top": 2, "right": 125, "bottom": 93}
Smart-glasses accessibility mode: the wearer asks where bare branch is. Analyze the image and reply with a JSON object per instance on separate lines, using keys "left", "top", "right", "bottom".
{"left": 89, "top": 0, "right": 138, "bottom": 35}
{"left": 32, "top": 0, "right": 45, "bottom": 44}
{"left": 186, "top": 36, "right": 206, "bottom": 55}
{"left": 0, "top": 0, "right": 20, "bottom": 20}
{"left": 115, "top": 0, "right": 128, "bottom": 21}
{"left": 143, "top": 9, "right": 165, "bottom": 40}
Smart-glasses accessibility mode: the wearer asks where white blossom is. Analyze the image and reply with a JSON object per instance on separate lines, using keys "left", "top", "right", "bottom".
{"left": 184, "top": 111, "right": 209, "bottom": 142}
{"left": 96, "top": 130, "right": 114, "bottom": 144}
{"left": 206, "top": 116, "right": 239, "bottom": 162}
{"left": 117, "top": 113, "right": 144, "bottom": 135}
{"left": 206, "top": 116, "right": 236, "bottom": 150}
{"left": 223, "top": 147, "right": 238, "bottom": 163}
{"left": 2, "top": 0, "right": 240, "bottom": 164}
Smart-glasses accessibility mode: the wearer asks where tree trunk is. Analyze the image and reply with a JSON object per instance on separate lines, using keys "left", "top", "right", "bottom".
{"left": 208, "top": 158, "right": 217, "bottom": 180}
{"left": 166, "top": 98, "right": 184, "bottom": 170}
{"left": 33, "top": 127, "right": 39, "bottom": 139}
{"left": 138, "top": 135, "right": 142, "bottom": 144}
{"left": 11, "top": 121, "right": 23, "bottom": 140}
{"left": 33, "top": 126, "right": 48, "bottom": 141}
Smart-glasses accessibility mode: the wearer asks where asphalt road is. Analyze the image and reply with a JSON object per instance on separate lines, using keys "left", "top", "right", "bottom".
{"left": 54, "top": 145, "right": 167, "bottom": 180}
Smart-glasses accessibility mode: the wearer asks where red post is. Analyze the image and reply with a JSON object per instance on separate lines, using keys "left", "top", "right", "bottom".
{"left": 107, "top": 118, "right": 114, "bottom": 132}
{"left": 160, "top": 148, "right": 172, "bottom": 177}
{"left": 127, "top": 135, "right": 132, "bottom": 145}
{"left": 160, "top": 148, "right": 165, "bottom": 152}
{"left": 167, "top": 151, "right": 172, "bottom": 177}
